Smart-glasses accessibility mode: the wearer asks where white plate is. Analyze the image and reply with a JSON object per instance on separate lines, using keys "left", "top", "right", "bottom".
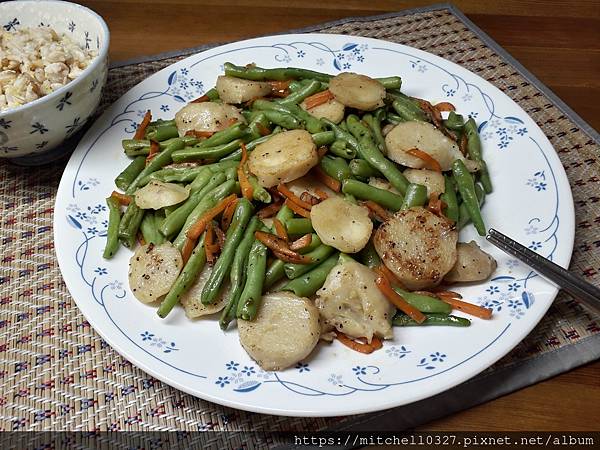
{"left": 54, "top": 34, "right": 575, "bottom": 417}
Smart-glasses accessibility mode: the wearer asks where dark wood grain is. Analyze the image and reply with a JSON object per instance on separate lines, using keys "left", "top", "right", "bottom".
{"left": 77, "top": 0, "right": 600, "bottom": 431}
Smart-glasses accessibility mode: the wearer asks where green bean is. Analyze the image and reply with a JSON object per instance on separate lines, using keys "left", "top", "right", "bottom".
{"left": 297, "top": 233, "right": 321, "bottom": 253}
{"left": 245, "top": 112, "right": 270, "bottom": 141}
{"left": 444, "top": 111, "right": 464, "bottom": 131}
{"left": 400, "top": 183, "right": 428, "bottom": 210}
{"left": 264, "top": 259, "right": 286, "bottom": 290}
{"left": 285, "top": 218, "right": 313, "bottom": 235}
{"left": 386, "top": 113, "right": 404, "bottom": 125}
{"left": 140, "top": 211, "right": 165, "bottom": 245}
{"left": 346, "top": 115, "right": 409, "bottom": 194}
{"left": 159, "top": 172, "right": 223, "bottom": 237}
{"left": 458, "top": 183, "right": 485, "bottom": 229}
{"left": 196, "top": 123, "right": 247, "bottom": 148}
{"left": 464, "top": 118, "right": 492, "bottom": 194}
{"left": 363, "top": 111, "right": 386, "bottom": 154}
{"left": 125, "top": 138, "right": 185, "bottom": 194}
{"left": 224, "top": 62, "right": 332, "bottom": 83}
{"left": 344, "top": 193, "right": 357, "bottom": 204}
{"left": 220, "top": 148, "right": 242, "bottom": 161}
{"left": 201, "top": 199, "right": 254, "bottom": 305}
{"left": 224, "top": 165, "right": 236, "bottom": 181}
{"left": 263, "top": 109, "right": 302, "bottom": 129}
{"left": 252, "top": 99, "right": 324, "bottom": 134}
{"left": 358, "top": 238, "right": 380, "bottom": 268}
{"left": 147, "top": 125, "right": 179, "bottom": 142}
{"left": 289, "top": 78, "right": 329, "bottom": 91}
{"left": 248, "top": 175, "right": 271, "bottom": 203}
{"left": 122, "top": 139, "right": 151, "bottom": 156}
{"left": 392, "top": 98, "right": 427, "bottom": 122}
{"left": 162, "top": 135, "right": 198, "bottom": 148}
{"left": 220, "top": 216, "right": 262, "bottom": 330}
{"left": 452, "top": 159, "right": 486, "bottom": 236}
{"left": 282, "top": 252, "right": 339, "bottom": 297}
{"left": 236, "top": 234, "right": 268, "bottom": 320}
{"left": 139, "top": 166, "right": 206, "bottom": 187}
{"left": 103, "top": 196, "right": 121, "bottom": 259}
{"left": 284, "top": 244, "right": 335, "bottom": 279}
{"left": 342, "top": 179, "right": 403, "bottom": 211}
{"left": 148, "top": 118, "right": 176, "bottom": 128}
{"left": 277, "top": 80, "right": 322, "bottom": 106}
{"left": 322, "top": 119, "right": 360, "bottom": 153}
{"left": 349, "top": 159, "right": 382, "bottom": 179}
{"left": 117, "top": 201, "right": 145, "bottom": 249}
{"left": 312, "top": 131, "right": 336, "bottom": 147}
{"left": 320, "top": 155, "right": 352, "bottom": 182}
{"left": 274, "top": 204, "right": 295, "bottom": 225}
{"left": 203, "top": 160, "right": 240, "bottom": 173}
{"left": 202, "top": 88, "right": 220, "bottom": 101}
{"left": 157, "top": 234, "right": 206, "bottom": 318}
{"left": 376, "top": 76, "right": 402, "bottom": 90}
{"left": 329, "top": 139, "right": 355, "bottom": 159}
{"left": 115, "top": 156, "right": 146, "bottom": 191}
{"left": 394, "top": 287, "right": 452, "bottom": 313}
{"left": 171, "top": 139, "right": 243, "bottom": 163}
{"left": 189, "top": 169, "right": 216, "bottom": 193}
{"left": 173, "top": 178, "right": 238, "bottom": 249}
{"left": 393, "top": 313, "right": 470, "bottom": 327}
{"left": 441, "top": 176, "right": 459, "bottom": 222}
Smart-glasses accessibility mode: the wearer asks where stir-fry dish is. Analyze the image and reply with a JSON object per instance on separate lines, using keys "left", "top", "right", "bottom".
{"left": 104, "top": 63, "right": 498, "bottom": 371}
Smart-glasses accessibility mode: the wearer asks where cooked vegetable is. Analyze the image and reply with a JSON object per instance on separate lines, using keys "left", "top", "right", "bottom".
{"left": 403, "top": 168, "right": 445, "bottom": 197}
{"left": 315, "top": 260, "right": 395, "bottom": 342}
{"left": 129, "top": 242, "right": 183, "bottom": 304}
{"left": 134, "top": 180, "right": 190, "bottom": 210}
{"left": 441, "top": 176, "right": 459, "bottom": 222}
{"left": 452, "top": 159, "right": 486, "bottom": 236}
{"left": 180, "top": 264, "right": 232, "bottom": 318}
{"left": 374, "top": 207, "right": 458, "bottom": 290}
{"left": 464, "top": 118, "right": 492, "bottom": 193}
{"left": 399, "top": 183, "right": 428, "bottom": 210}
{"left": 329, "top": 72, "right": 385, "bottom": 111}
{"left": 216, "top": 75, "right": 272, "bottom": 104}
{"left": 115, "top": 156, "right": 146, "bottom": 191}
{"left": 444, "top": 241, "right": 497, "bottom": 283}
{"left": 301, "top": 98, "right": 345, "bottom": 124}
{"left": 117, "top": 201, "right": 145, "bottom": 249}
{"left": 236, "top": 234, "right": 269, "bottom": 320}
{"left": 103, "top": 196, "right": 121, "bottom": 259}
{"left": 174, "top": 102, "right": 245, "bottom": 135}
{"left": 341, "top": 179, "right": 404, "bottom": 211}
{"left": 282, "top": 252, "right": 339, "bottom": 297}
{"left": 385, "top": 121, "right": 478, "bottom": 171}
{"left": 310, "top": 197, "right": 373, "bottom": 253}
{"left": 393, "top": 313, "right": 471, "bottom": 327}
{"left": 247, "top": 130, "right": 318, "bottom": 187}
{"left": 238, "top": 291, "right": 320, "bottom": 371}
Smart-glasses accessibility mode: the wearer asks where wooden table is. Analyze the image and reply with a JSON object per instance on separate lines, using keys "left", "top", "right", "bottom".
{"left": 79, "top": 0, "right": 600, "bottom": 431}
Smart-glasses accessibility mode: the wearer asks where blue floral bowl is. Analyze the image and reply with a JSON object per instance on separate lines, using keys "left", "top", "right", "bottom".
{"left": 0, "top": 0, "right": 109, "bottom": 164}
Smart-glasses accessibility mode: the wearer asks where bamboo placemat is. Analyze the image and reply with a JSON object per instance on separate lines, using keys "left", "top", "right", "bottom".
{"left": 1, "top": 3, "right": 599, "bottom": 442}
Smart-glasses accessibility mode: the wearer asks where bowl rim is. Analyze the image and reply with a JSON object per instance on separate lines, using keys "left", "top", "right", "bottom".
{"left": 0, "top": 0, "right": 110, "bottom": 118}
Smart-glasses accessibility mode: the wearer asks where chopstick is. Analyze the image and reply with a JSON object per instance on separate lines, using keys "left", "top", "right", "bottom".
{"left": 486, "top": 228, "right": 600, "bottom": 312}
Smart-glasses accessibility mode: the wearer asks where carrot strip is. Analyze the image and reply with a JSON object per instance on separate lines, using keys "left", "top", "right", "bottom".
{"left": 134, "top": 110, "right": 151, "bottom": 140}
{"left": 438, "top": 296, "right": 493, "bottom": 320}
{"left": 268, "top": 80, "right": 291, "bottom": 91}
{"left": 110, "top": 191, "right": 132, "bottom": 206}
{"left": 186, "top": 194, "right": 237, "bottom": 240}
{"left": 256, "top": 200, "right": 283, "bottom": 219}
{"left": 146, "top": 140, "right": 160, "bottom": 164}
{"left": 364, "top": 200, "right": 391, "bottom": 222}
{"left": 370, "top": 336, "right": 383, "bottom": 350}
{"left": 185, "top": 130, "right": 216, "bottom": 139}
{"left": 303, "top": 89, "right": 334, "bottom": 110}
{"left": 256, "top": 123, "right": 271, "bottom": 136}
{"left": 137, "top": 233, "right": 146, "bottom": 246}
{"left": 273, "top": 218, "right": 289, "bottom": 242}
{"left": 335, "top": 332, "right": 378, "bottom": 354}
{"left": 284, "top": 199, "right": 311, "bottom": 218}
{"left": 376, "top": 264, "right": 406, "bottom": 288}
{"left": 313, "top": 166, "right": 341, "bottom": 192}
{"left": 317, "top": 146, "right": 328, "bottom": 158}
{"left": 434, "top": 102, "right": 456, "bottom": 112}
{"left": 272, "top": 249, "right": 312, "bottom": 264}
{"left": 221, "top": 198, "right": 239, "bottom": 231}
{"left": 375, "top": 270, "right": 426, "bottom": 324}
{"left": 237, "top": 144, "right": 253, "bottom": 201}
{"left": 314, "top": 188, "right": 329, "bottom": 201}
{"left": 406, "top": 148, "right": 442, "bottom": 172}
{"left": 459, "top": 133, "right": 468, "bottom": 156}
{"left": 433, "top": 289, "right": 463, "bottom": 299}
{"left": 191, "top": 94, "right": 210, "bottom": 103}
{"left": 254, "top": 231, "right": 312, "bottom": 263}
{"left": 427, "top": 193, "right": 446, "bottom": 217}
{"left": 277, "top": 183, "right": 313, "bottom": 210}
{"left": 205, "top": 223, "right": 216, "bottom": 264}
{"left": 181, "top": 237, "right": 196, "bottom": 265}
{"left": 289, "top": 233, "right": 312, "bottom": 251}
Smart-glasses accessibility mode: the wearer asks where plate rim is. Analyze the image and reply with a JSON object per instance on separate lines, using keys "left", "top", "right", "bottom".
{"left": 53, "top": 32, "right": 576, "bottom": 417}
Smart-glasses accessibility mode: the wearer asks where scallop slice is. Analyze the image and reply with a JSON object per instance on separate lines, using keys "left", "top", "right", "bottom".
{"left": 403, "top": 168, "right": 445, "bottom": 197}
{"left": 328, "top": 72, "right": 385, "bottom": 111}
{"left": 174, "top": 102, "right": 245, "bottom": 135}
{"left": 216, "top": 75, "right": 272, "bottom": 104}
{"left": 238, "top": 292, "right": 320, "bottom": 371}
{"left": 128, "top": 243, "right": 183, "bottom": 304}
{"left": 310, "top": 196, "right": 372, "bottom": 253}
{"left": 444, "top": 241, "right": 497, "bottom": 283}
{"left": 300, "top": 98, "right": 345, "bottom": 124}
{"left": 135, "top": 180, "right": 190, "bottom": 210}
{"left": 180, "top": 265, "right": 230, "bottom": 318}
{"left": 247, "top": 129, "right": 318, "bottom": 187}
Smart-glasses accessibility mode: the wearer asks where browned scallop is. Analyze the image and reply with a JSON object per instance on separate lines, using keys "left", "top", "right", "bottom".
{"left": 374, "top": 207, "right": 458, "bottom": 290}
{"left": 444, "top": 241, "right": 497, "bottom": 283}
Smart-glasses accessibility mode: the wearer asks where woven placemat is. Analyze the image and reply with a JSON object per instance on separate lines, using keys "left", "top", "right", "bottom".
{"left": 1, "top": 3, "right": 599, "bottom": 439}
